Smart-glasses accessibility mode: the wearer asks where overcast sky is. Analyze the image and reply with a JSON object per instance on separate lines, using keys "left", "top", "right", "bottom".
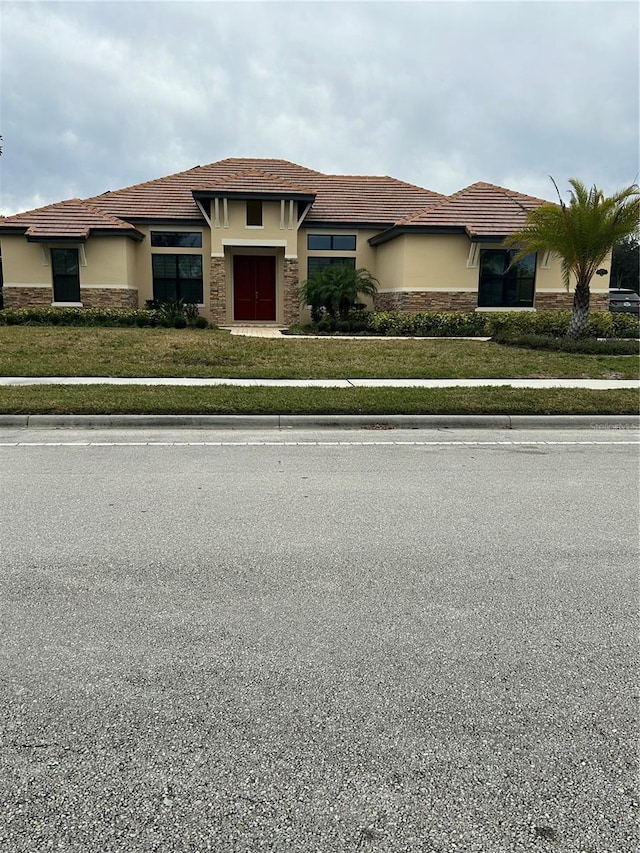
{"left": 1, "top": 0, "right": 638, "bottom": 216}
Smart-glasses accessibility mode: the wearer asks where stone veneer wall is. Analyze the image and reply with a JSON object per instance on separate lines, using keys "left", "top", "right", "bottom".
{"left": 2, "top": 287, "right": 138, "bottom": 309}
{"left": 375, "top": 290, "right": 610, "bottom": 313}
{"left": 283, "top": 258, "right": 299, "bottom": 324}
{"left": 81, "top": 288, "right": 138, "bottom": 309}
{"left": 535, "top": 292, "right": 608, "bottom": 311}
{"left": 374, "top": 291, "right": 477, "bottom": 313}
{"left": 209, "top": 257, "right": 227, "bottom": 325}
{"left": 2, "top": 287, "right": 52, "bottom": 308}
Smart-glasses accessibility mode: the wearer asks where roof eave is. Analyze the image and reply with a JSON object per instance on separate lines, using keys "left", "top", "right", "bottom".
{"left": 193, "top": 189, "right": 316, "bottom": 203}
{"left": 369, "top": 224, "right": 468, "bottom": 246}
{"left": 26, "top": 234, "right": 88, "bottom": 243}
{"left": 304, "top": 219, "right": 394, "bottom": 231}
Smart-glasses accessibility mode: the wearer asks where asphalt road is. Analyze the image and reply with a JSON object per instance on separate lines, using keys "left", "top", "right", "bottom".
{"left": 1, "top": 428, "right": 638, "bottom": 853}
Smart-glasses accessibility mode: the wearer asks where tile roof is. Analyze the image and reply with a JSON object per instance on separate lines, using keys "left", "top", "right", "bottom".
{"left": 0, "top": 198, "right": 140, "bottom": 239}
{"left": 305, "top": 175, "right": 445, "bottom": 224}
{"left": 0, "top": 162, "right": 548, "bottom": 240}
{"left": 194, "top": 167, "right": 317, "bottom": 196}
{"left": 397, "top": 182, "right": 550, "bottom": 236}
{"left": 82, "top": 158, "right": 442, "bottom": 223}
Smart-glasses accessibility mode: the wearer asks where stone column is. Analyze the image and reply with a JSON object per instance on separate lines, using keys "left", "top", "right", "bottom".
{"left": 283, "top": 257, "right": 299, "bottom": 325}
{"left": 209, "top": 256, "right": 227, "bottom": 326}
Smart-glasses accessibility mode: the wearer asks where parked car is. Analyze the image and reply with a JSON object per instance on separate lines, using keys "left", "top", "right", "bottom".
{"left": 609, "top": 288, "right": 640, "bottom": 315}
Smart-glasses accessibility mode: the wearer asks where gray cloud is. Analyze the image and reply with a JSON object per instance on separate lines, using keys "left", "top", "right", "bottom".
{"left": 1, "top": 0, "right": 638, "bottom": 215}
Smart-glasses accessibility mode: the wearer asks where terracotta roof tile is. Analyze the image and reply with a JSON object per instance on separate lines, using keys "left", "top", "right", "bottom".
{"left": 195, "top": 167, "right": 317, "bottom": 196}
{"left": 0, "top": 198, "right": 138, "bottom": 239}
{"left": 83, "top": 158, "right": 442, "bottom": 224}
{"left": 0, "top": 162, "right": 549, "bottom": 239}
{"left": 397, "top": 182, "right": 549, "bottom": 236}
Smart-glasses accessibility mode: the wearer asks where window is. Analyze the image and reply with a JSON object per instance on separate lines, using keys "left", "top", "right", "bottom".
{"left": 307, "top": 234, "right": 356, "bottom": 251}
{"left": 307, "top": 257, "right": 356, "bottom": 277}
{"left": 51, "top": 248, "right": 81, "bottom": 302}
{"left": 152, "top": 254, "right": 203, "bottom": 303}
{"left": 246, "top": 200, "right": 263, "bottom": 227}
{"left": 151, "top": 232, "right": 202, "bottom": 248}
{"left": 478, "top": 250, "right": 536, "bottom": 308}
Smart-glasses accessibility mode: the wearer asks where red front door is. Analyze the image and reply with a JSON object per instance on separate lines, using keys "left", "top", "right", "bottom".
{"left": 233, "top": 255, "right": 276, "bottom": 321}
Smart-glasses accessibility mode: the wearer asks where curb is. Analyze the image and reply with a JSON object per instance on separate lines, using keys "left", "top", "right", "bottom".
{"left": 0, "top": 414, "right": 638, "bottom": 430}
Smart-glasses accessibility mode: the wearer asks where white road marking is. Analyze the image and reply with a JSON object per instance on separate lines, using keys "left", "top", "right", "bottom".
{"left": 0, "top": 440, "right": 638, "bottom": 448}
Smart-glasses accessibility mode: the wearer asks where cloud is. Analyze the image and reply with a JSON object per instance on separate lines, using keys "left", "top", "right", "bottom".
{"left": 0, "top": 0, "right": 637, "bottom": 215}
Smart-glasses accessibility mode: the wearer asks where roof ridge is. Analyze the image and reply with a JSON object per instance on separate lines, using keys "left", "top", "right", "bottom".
{"left": 464, "top": 180, "right": 551, "bottom": 205}
{"left": 214, "top": 156, "right": 324, "bottom": 175}
{"left": 85, "top": 157, "right": 325, "bottom": 204}
{"left": 2, "top": 197, "right": 85, "bottom": 221}
{"left": 206, "top": 166, "right": 317, "bottom": 193}
{"left": 81, "top": 200, "right": 136, "bottom": 228}
{"left": 85, "top": 163, "right": 208, "bottom": 202}
{"left": 398, "top": 187, "right": 469, "bottom": 225}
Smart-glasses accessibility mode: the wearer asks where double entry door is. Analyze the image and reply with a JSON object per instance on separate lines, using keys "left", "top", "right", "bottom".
{"left": 233, "top": 255, "right": 276, "bottom": 321}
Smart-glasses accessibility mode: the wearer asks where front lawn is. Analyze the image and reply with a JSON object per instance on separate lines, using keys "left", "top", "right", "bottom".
{"left": 1, "top": 326, "right": 638, "bottom": 380}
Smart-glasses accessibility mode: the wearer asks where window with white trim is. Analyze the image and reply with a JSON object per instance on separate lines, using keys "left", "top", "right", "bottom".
{"left": 51, "top": 248, "right": 81, "bottom": 302}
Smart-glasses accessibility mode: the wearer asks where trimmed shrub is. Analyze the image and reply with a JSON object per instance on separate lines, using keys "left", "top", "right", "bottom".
{"left": 0, "top": 301, "right": 210, "bottom": 330}
{"left": 365, "top": 311, "right": 488, "bottom": 337}
{"left": 492, "top": 331, "right": 639, "bottom": 355}
{"left": 484, "top": 310, "right": 639, "bottom": 340}
{"left": 0, "top": 307, "right": 158, "bottom": 327}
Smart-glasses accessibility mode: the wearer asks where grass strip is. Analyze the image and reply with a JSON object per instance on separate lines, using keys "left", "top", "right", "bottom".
{"left": 0, "top": 385, "right": 637, "bottom": 416}
{"left": 1, "top": 326, "right": 638, "bottom": 380}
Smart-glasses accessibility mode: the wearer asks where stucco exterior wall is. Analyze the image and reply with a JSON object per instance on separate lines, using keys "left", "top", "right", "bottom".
{"left": 375, "top": 234, "right": 611, "bottom": 312}
{"left": 1, "top": 234, "right": 138, "bottom": 307}
{"left": 210, "top": 200, "right": 298, "bottom": 256}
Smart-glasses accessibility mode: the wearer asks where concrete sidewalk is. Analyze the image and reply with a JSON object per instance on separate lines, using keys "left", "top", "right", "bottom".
{"left": 1, "top": 376, "right": 639, "bottom": 389}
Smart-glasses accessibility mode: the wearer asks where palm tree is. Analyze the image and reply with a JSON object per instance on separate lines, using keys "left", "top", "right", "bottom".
{"left": 298, "top": 264, "right": 378, "bottom": 320}
{"left": 505, "top": 179, "right": 639, "bottom": 338}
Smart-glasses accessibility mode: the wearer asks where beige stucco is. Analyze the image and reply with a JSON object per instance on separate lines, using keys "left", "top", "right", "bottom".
{"left": 1, "top": 202, "right": 612, "bottom": 316}
{"left": 1, "top": 234, "right": 137, "bottom": 291}
{"left": 376, "top": 233, "right": 611, "bottom": 301}
{"left": 210, "top": 199, "right": 299, "bottom": 256}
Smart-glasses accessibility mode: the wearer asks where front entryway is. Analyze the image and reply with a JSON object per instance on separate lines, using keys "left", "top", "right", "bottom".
{"left": 233, "top": 255, "right": 276, "bottom": 321}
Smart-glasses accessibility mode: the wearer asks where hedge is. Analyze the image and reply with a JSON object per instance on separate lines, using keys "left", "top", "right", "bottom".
{"left": 0, "top": 306, "right": 209, "bottom": 329}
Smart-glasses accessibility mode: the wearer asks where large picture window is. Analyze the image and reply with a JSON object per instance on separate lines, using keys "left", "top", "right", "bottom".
{"left": 152, "top": 254, "right": 203, "bottom": 303}
{"left": 478, "top": 250, "right": 536, "bottom": 308}
{"left": 307, "top": 257, "right": 356, "bottom": 277}
{"left": 51, "top": 248, "right": 81, "bottom": 303}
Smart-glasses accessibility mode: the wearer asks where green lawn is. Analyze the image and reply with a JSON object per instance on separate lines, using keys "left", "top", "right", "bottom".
{"left": 0, "top": 385, "right": 637, "bottom": 416}
{"left": 1, "top": 326, "right": 638, "bottom": 380}
{"left": 2, "top": 327, "right": 636, "bottom": 416}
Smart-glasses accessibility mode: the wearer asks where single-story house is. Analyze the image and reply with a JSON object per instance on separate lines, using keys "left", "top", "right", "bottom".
{"left": 0, "top": 158, "right": 609, "bottom": 324}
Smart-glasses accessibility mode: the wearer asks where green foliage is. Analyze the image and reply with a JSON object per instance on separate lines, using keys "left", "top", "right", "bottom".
{"left": 492, "top": 331, "right": 639, "bottom": 355}
{"left": 611, "top": 234, "right": 640, "bottom": 292}
{"left": 485, "top": 310, "right": 639, "bottom": 339}
{"left": 505, "top": 178, "right": 640, "bottom": 337}
{"left": 366, "top": 311, "right": 488, "bottom": 337}
{"left": 295, "top": 308, "right": 639, "bottom": 340}
{"left": 506, "top": 179, "right": 640, "bottom": 290}
{"left": 0, "top": 301, "right": 208, "bottom": 329}
{"left": 0, "top": 307, "right": 157, "bottom": 327}
{"left": 298, "top": 265, "right": 378, "bottom": 319}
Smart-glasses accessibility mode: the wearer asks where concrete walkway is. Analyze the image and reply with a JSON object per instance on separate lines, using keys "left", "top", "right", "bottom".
{"left": 223, "top": 326, "right": 490, "bottom": 340}
{"left": 1, "top": 376, "right": 638, "bottom": 389}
